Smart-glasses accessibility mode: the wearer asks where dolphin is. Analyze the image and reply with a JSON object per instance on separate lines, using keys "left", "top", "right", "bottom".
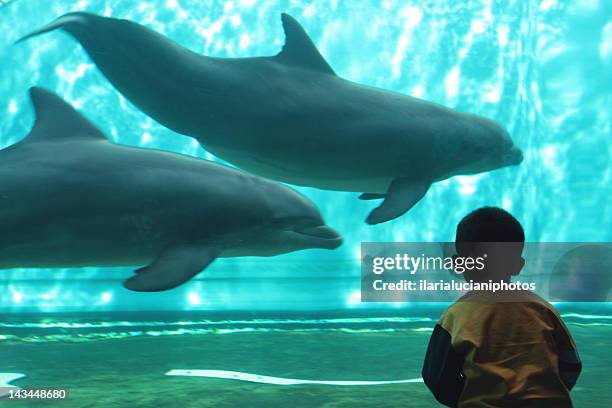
{"left": 0, "top": 87, "right": 342, "bottom": 292}
{"left": 17, "top": 13, "right": 524, "bottom": 224}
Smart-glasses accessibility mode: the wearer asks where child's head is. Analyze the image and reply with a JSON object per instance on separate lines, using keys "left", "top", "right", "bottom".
{"left": 455, "top": 207, "right": 525, "bottom": 283}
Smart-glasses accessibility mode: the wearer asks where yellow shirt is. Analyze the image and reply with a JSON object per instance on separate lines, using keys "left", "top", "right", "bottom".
{"left": 422, "top": 290, "right": 581, "bottom": 407}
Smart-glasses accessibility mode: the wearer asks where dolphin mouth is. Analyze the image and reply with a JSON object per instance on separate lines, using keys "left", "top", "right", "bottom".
{"left": 505, "top": 146, "right": 524, "bottom": 166}
{"left": 295, "top": 225, "right": 343, "bottom": 249}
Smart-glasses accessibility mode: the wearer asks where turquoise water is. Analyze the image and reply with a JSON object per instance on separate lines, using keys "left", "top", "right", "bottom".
{"left": 0, "top": 0, "right": 610, "bottom": 311}
{"left": 0, "top": 1, "right": 611, "bottom": 406}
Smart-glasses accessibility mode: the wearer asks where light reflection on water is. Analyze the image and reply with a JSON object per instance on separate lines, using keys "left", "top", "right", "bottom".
{"left": 1, "top": 310, "right": 610, "bottom": 343}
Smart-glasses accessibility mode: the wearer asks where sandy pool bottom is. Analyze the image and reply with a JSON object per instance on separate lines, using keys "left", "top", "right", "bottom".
{"left": 2, "top": 325, "right": 609, "bottom": 407}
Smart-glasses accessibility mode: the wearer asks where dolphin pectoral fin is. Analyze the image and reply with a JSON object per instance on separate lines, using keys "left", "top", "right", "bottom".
{"left": 359, "top": 193, "right": 386, "bottom": 200}
{"left": 365, "top": 178, "right": 431, "bottom": 225}
{"left": 123, "top": 245, "right": 220, "bottom": 292}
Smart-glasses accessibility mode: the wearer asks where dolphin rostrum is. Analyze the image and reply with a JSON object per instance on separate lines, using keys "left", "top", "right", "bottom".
{"left": 17, "top": 13, "right": 523, "bottom": 224}
{"left": 0, "top": 88, "right": 342, "bottom": 292}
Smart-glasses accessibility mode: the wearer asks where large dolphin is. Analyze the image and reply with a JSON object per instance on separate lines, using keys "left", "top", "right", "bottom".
{"left": 0, "top": 88, "right": 341, "bottom": 292}
{"left": 17, "top": 13, "right": 524, "bottom": 224}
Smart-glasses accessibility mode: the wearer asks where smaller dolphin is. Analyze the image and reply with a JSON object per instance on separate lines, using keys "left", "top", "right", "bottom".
{"left": 17, "top": 13, "right": 524, "bottom": 224}
{"left": 0, "top": 88, "right": 341, "bottom": 292}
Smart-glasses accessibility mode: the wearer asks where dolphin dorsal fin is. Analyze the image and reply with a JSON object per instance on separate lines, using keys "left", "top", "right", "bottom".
{"left": 25, "top": 87, "right": 107, "bottom": 143}
{"left": 276, "top": 13, "right": 336, "bottom": 75}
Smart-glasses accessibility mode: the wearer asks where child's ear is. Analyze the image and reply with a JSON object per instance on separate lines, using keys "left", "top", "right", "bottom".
{"left": 511, "top": 257, "right": 526, "bottom": 276}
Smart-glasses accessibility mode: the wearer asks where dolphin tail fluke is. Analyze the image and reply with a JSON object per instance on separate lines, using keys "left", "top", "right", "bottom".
{"left": 365, "top": 178, "right": 430, "bottom": 225}
{"left": 14, "top": 13, "right": 87, "bottom": 45}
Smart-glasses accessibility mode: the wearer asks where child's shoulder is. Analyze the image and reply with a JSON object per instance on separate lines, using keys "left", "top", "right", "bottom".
{"left": 451, "top": 289, "right": 555, "bottom": 309}
{"left": 440, "top": 290, "right": 561, "bottom": 333}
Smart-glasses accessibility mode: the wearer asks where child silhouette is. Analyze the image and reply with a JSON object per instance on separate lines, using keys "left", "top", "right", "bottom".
{"left": 422, "top": 207, "right": 581, "bottom": 407}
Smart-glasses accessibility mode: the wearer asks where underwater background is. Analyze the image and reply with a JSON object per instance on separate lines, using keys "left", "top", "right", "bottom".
{"left": 0, "top": 0, "right": 611, "bottom": 407}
